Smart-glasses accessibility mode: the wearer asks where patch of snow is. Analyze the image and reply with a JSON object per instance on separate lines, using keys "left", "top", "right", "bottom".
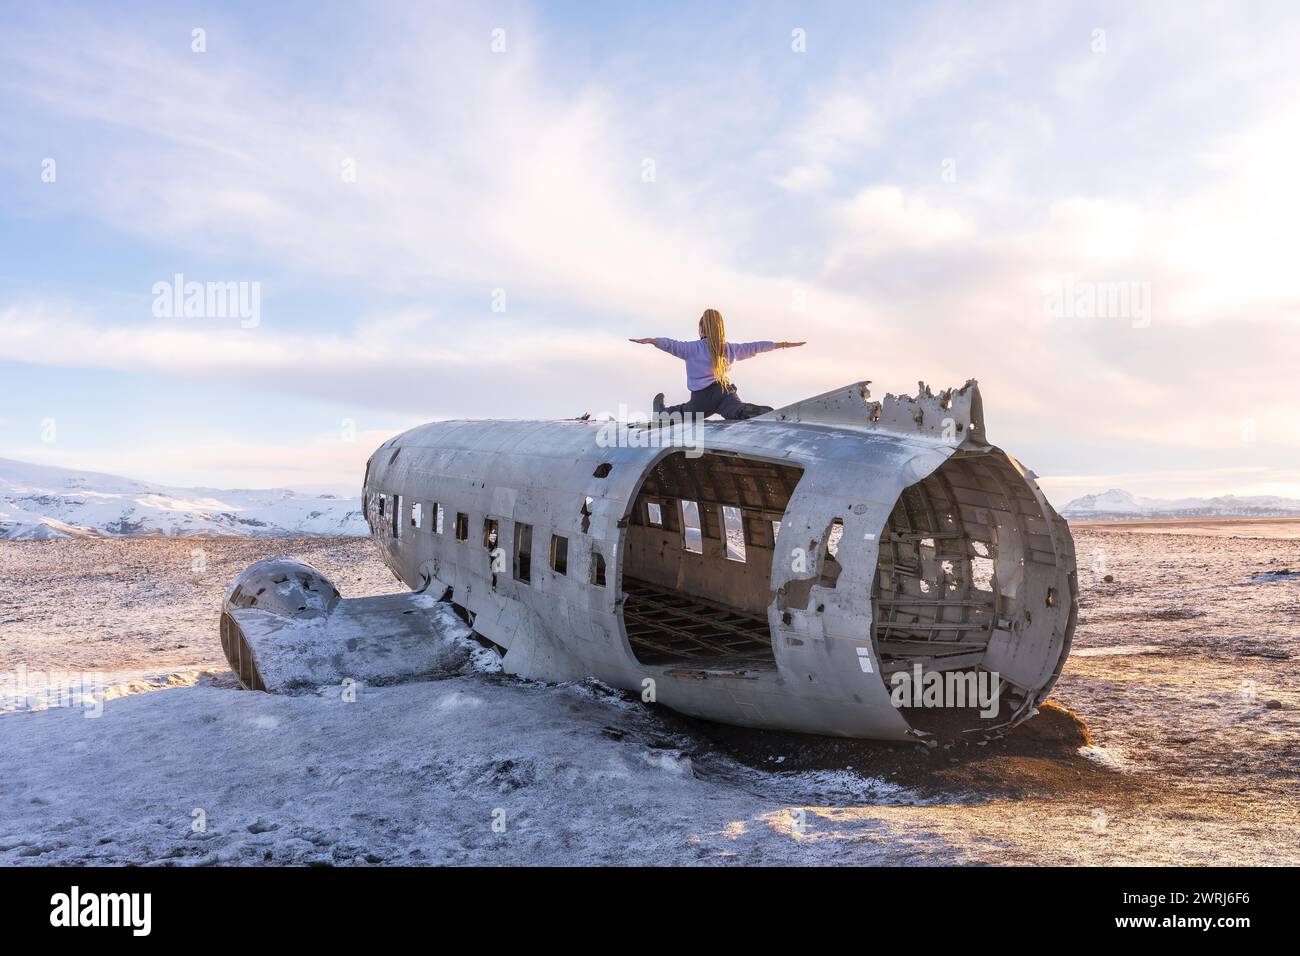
{"left": 232, "top": 598, "right": 495, "bottom": 693}
{"left": 775, "top": 769, "right": 922, "bottom": 805}
{"left": 0, "top": 681, "right": 936, "bottom": 865}
{"left": 1078, "top": 745, "right": 1128, "bottom": 769}
{"left": 1072, "top": 644, "right": 1164, "bottom": 658}
{"left": 0, "top": 666, "right": 214, "bottom": 715}
{"left": 640, "top": 749, "right": 694, "bottom": 775}
{"left": 435, "top": 690, "right": 485, "bottom": 711}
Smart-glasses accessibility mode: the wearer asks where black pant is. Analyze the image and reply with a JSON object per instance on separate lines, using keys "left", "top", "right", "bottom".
{"left": 662, "top": 382, "right": 771, "bottom": 421}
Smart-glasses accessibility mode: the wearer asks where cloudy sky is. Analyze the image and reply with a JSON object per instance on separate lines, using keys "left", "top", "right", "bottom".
{"left": 2, "top": 0, "right": 1298, "bottom": 502}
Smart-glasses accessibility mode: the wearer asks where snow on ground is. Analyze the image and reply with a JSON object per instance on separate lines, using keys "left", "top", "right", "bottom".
{"left": 0, "top": 677, "right": 944, "bottom": 866}
{"left": 1, "top": 527, "right": 1298, "bottom": 866}
{"left": 0, "top": 457, "right": 365, "bottom": 540}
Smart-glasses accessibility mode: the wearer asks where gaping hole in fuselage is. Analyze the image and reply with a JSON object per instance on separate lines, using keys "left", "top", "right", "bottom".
{"left": 873, "top": 450, "right": 1061, "bottom": 735}
{"left": 619, "top": 451, "right": 804, "bottom": 670}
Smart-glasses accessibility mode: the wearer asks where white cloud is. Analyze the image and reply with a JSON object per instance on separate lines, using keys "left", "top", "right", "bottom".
{"left": 826, "top": 186, "right": 972, "bottom": 261}
{"left": 771, "top": 162, "right": 832, "bottom": 194}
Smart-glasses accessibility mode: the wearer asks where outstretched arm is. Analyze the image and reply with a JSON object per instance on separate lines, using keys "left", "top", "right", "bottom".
{"left": 630, "top": 337, "right": 692, "bottom": 359}
{"left": 727, "top": 340, "right": 805, "bottom": 362}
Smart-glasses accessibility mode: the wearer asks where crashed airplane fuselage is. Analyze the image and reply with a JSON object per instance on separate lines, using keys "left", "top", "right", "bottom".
{"left": 221, "top": 381, "right": 1077, "bottom": 741}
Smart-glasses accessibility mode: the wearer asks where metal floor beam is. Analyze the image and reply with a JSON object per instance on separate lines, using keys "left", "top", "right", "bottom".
{"left": 621, "top": 577, "right": 775, "bottom": 668}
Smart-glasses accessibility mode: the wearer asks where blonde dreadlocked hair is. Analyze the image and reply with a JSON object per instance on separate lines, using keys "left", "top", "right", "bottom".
{"left": 699, "top": 308, "right": 730, "bottom": 389}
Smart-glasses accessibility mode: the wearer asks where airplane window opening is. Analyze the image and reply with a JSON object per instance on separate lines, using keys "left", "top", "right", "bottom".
{"left": 722, "top": 505, "right": 746, "bottom": 562}
{"left": 514, "top": 523, "right": 532, "bottom": 583}
{"left": 681, "top": 500, "right": 703, "bottom": 554}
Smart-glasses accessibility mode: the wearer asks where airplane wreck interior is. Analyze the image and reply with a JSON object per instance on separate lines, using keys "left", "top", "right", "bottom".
{"left": 620, "top": 446, "right": 1061, "bottom": 727}
{"left": 873, "top": 449, "right": 1060, "bottom": 729}
{"left": 620, "top": 450, "right": 803, "bottom": 670}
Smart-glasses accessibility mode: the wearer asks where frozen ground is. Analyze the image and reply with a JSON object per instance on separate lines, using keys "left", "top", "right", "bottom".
{"left": 0, "top": 527, "right": 1297, "bottom": 865}
{"left": 0, "top": 537, "right": 402, "bottom": 678}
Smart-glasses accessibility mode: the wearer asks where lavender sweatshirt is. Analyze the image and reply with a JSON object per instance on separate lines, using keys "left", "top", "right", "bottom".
{"left": 653, "top": 337, "right": 776, "bottom": 391}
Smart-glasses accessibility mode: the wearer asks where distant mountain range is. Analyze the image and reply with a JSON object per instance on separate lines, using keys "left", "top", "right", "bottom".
{"left": 5, "top": 455, "right": 1297, "bottom": 540}
{"left": 1060, "top": 488, "right": 1300, "bottom": 520}
{"left": 0, "top": 458, "right": 366, "bottom": 540}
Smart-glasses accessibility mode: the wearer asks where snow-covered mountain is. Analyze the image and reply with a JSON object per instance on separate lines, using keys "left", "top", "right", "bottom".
{"left": 1061, "top": 488, "right": 1300, "bottom": 520}
{"left": 0, "top": 458, "right": 366, "bottom": 540}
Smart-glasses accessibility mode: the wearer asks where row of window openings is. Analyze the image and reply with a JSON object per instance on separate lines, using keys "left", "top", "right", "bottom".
{"left": 376, "top": 494, "right": 839, "bottom": 576}
{"left": 374, "top": 493, "right": 605, "bottom": 587}
{"left": 482, "top": 518, "right": 605, "bottom": 586}
{"left": 644, "top": 499, "right": 828, "bottom": 565}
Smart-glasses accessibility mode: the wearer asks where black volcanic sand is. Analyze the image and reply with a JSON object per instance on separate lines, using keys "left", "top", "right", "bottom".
{"left": 663, "top": 701, "right": 1138, "bottom": 801}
